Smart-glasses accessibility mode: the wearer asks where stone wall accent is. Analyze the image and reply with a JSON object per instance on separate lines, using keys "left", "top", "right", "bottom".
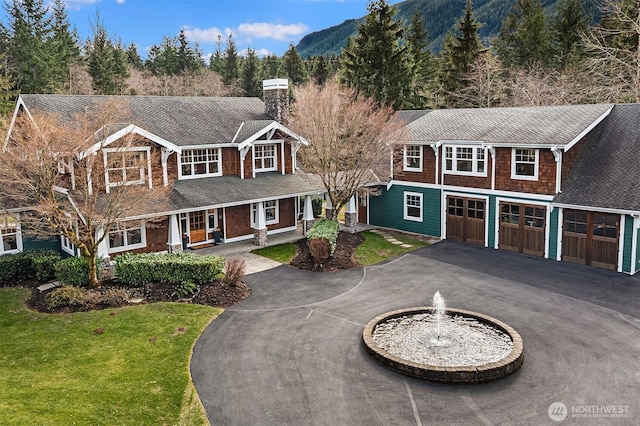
{"left": 345, "top": 211, "right": 358, "bottom": 227}
{"left": 254, "top": 228, "right": 268, "bottom": 247}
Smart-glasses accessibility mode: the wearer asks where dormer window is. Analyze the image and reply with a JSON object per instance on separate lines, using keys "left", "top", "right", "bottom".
{"left": 254, "top": 144, "right": 277, "bottom": 172}
{"left": 180, "top": 148, "right": 221, "bottom": 178}
{"left": 444, "top": 146, "right": 486, "bottom": 176}
{"left": 403, "top": 145, "right": 422, "bottom": 172}
{"left": 103, "top": 147, "right": 150, "bottom": 191}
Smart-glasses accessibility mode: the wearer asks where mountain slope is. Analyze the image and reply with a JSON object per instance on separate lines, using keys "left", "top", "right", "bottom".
{"left": 296, "top": 0, "right": 598, "bottom": 57}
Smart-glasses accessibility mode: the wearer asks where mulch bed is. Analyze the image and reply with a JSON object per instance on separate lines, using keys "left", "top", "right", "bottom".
{"left": 290, "top": 230, "right": 365, "bottom": 272}
{"left": 22, "top": 230, "right": 364, "bottom": 313}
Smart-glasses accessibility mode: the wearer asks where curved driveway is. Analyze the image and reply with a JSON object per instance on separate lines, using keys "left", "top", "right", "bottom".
{"left": 191, "top": 241, "right": 640, "bottom": 425}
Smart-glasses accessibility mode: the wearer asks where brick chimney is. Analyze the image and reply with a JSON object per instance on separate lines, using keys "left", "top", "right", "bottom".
{"left": 263, "top": 79, "right": 289, "bottom": 125}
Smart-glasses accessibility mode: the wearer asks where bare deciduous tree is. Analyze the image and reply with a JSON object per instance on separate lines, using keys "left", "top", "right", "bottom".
{"left": 290, "top": 80, "right": 408, "bottom": 219}
{"left": 0, "top": 99, "right": 168, "bottom": 287}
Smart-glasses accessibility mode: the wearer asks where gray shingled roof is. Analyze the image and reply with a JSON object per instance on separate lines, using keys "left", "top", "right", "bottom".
{"left": 233, "top": 120, "right": 275, "bottom": 143}
{"left": 554, "top": 104, "right": 640, "bottom": 212}
{"left": 406, "top": 104, "right": 614, "bottom": 146}
{"left": 19, "top": 94, "right": 271, "bottom": 147}
{"left": 395, "top": 110, "right": 430, "bottom": 125}
{"left": 170, "top": 172, "right": 325, "bottom": 210}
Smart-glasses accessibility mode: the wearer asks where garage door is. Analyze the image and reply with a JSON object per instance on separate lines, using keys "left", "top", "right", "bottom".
{"left": 499, "top": 203, "right": 546, "bottom": 257}
{"left": 562, "top": 210, "right": 618, "bottom": 270}
{"left": 446, "top": 196, "right": 485, "bottom": 245}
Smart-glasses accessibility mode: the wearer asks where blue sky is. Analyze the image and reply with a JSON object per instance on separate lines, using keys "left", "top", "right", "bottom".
{"left": 52, "top": 0, "right": 398, "bottom": 59}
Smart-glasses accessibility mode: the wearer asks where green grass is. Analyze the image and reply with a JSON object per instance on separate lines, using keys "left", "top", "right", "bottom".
{"left": 0, "top": 288, "right": 220, "bottom": 425}
{"left": 251, "top": 243, "right": 297, "bottom": 263}
{"left": 355, "top": 231, "right": 429, "bottom": 266}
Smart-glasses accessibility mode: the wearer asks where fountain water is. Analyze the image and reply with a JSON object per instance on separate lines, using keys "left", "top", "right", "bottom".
{"left": 362, "top": 291, "right": 524, "bottom": 383}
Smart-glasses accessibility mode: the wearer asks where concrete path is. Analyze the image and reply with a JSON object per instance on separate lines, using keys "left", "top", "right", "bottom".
{"left": 191, "top": 241, "right": 640, "bottom": 425}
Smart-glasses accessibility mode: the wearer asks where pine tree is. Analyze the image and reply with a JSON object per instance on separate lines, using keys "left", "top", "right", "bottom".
{"left": 310, "top": 56, "right": 330, "bottom": 86}
{"left": 223, "top": 33, "right": 239, "bottom": 85}
{"left": 281, "top": 43, "right": 308, "bottom": 85}
{"left": 405, "top": 10, "right": 433, "bottom": 108}
{"left": 49, "top": 0, "right": 80, "bottom": 92}
{"left": 437, "top": 0, "right": 484, "bottom": 106}
{"left": 241, "top": 48, "right": 261, "bottom": 97}
{"left": 550, "top": 0, "right": 590, "bottom": 68}
{"left": 87, "top": 13, "right": 128, "bottom": 94}
{"left": 209, "top": 35, "right": 224, "bottom": 75}
{"left": 0, "top": 57, "right": 16, "bottom": 114}
{"left": 126, "top": 43, "right": 144, "bottom": 70}
{"left": 338, "top": 0, "right": 412, "bottom": 109}
{"left": 495, "top": 0, "right": 552, "bottom": 69}
{"left": 2, "top": 0, "right": 53, "bottom": 93}
{"left": 259, "top": 53, "right": 281, "bottom": 81}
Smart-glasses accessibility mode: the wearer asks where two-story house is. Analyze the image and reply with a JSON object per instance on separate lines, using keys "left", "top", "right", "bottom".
{"left": 2, "top": 79, "right": 325, "bottom": 259}
{"left": 369, "top": 103, "right": 640, "bottom": 274}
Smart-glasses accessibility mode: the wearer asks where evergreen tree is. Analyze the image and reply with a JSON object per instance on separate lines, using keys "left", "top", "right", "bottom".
{"left": 1, "top": 0, "right": 53, "bottom": 93}
{"left": 49, "top": 0, "right": 81, "bottom": 92}
{"left": 310, "top": 55, "right": 330, "bottom": 86}
{"left": 145, "top": 44, "right": 161, "bottom": 75}
{"left": 223, "top": 33, "right": 239, "bottom": 85}
{"left": 259, "top": 53, "right": 281, "bottom": 81}
{"left": 87, "top": 14, "right": 128, "bottom": 94}
{"left": 241, "top": 48, "right": 261, "bottom": 97}
{"left": 551, "top": 0, "right": 590, "bottom": 68}
{"left": 437, "top": 0, "right": 484, "bottom": 105}
{"left": 177, "top": 29, "right": 202, "bottom": 73}
{"left": 0, "top": 57, "right": 16, "bottom": 114}
{"left": 405, "top": 10, "right": 433, "bottom": 108}
{"left": 338, "top": 0, "right": 412, "bottom": 109}
{"left": 126, "top": 43, "right": 144, "bottom": 70}
{"left": 209, "top": 35, "right": 224, "bottom": 75}
{"left": 495, "top": 0, "right": 552, "bottom": 68}
{"left": 281, "top": 43, "right": 308, "bottom": 85}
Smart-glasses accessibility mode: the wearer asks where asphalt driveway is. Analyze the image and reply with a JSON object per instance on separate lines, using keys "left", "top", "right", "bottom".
{"left": 191, "top": 241, "right": 640, "bottom": 425}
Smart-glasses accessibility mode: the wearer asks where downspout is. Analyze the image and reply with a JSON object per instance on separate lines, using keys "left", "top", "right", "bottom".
{"left": 487, "top": 145, "right": 496, "bottom": 191}
{"left": 551, "top": 147, "right": 562, "bottom": 194}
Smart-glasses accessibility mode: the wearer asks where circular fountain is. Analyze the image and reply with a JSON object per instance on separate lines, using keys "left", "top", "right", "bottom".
{"left": 362, "top": 292, "right": 524, "bottom": 384}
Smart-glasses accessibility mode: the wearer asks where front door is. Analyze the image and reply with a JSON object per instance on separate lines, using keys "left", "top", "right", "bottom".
{"left": 189, "top": 211, "right": 206, "bottom": 244}
{"left": 499, "top": 203, "right": 546, "bottom": 257}
{"left": 562, "top": 210, "right": 618, "bottom": 270}
{"left": 358, "top": 192, "right": 368, "bottom": 224}
{"left": 446, "top": 196, "right": 485, "bottom": 245}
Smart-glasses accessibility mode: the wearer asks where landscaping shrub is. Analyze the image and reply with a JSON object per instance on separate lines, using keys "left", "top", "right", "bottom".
{"left": 100, "top": 287, "right": 128, "bottom": 307}
{"left": 307, "top": 218, "right": 340, "bottom": 255}
{"left": 45, "top": 285, "right": 85, "bottom": 309}
{"left": 114, "top": 252, "right": 224, "bottom": 286}
{"left": 309, "top": 238, "right": 331, "bottom": 266}
{"left": 224, "top": 258, "right": 246, "bottom": 287}
{"left": 55, "top": 256, "right": 98, "bottom": 287}
{"left": 0, "top": 249, "right": 62, "bottom": 285}
{"left": 171, "top": 281, "right": 198, "bottom": 299}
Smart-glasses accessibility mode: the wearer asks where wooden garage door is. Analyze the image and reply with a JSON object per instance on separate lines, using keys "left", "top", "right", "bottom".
{"left": 446, "top": 196, "right": 485, "bottom": 245}
{"left": 562, "top": 210, "right": 618, "bottom": 270}
{"left": 499, "top": 203, "right": 546, "bottom": 257}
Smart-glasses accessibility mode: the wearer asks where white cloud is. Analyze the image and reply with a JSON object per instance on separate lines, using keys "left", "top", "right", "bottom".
{"left": 236, "top": 22, "right": 308, "bottom": 42}
{"left": 182, "top": 26, "right": 233, "bottom": 44}
{"left": 115, "top": 0, "right": 125, "bottom": 4}
{"left": 65, "top": 0, "right": 99, "bottom": 9}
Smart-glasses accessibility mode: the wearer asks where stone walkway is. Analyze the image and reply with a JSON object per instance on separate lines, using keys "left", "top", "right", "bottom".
{"left": 369, "top": 228, "right": 414, "bottom": 248}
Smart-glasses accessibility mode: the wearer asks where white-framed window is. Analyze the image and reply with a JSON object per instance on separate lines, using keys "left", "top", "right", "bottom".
{"left": 444, "top": 146, "right": 486, "bottom": 176}
{"left": 404, "top": 191, "right": 423, "bottom": 222}
{"left": 61, "top": 235, "right": 75, "bottom": 255}
{"left": 511, "top": 148, "right": 539, "bottom": 180}
{"left": 254, "top": 144, "right": 277, "bottom": 172}
{"left": 180, "top": 148, "right": 221, "bottom": 178}
{"left": 0, "top": 214, "right": 21, "bottom": 254}
{"left": 251, "top": 200, "right": 279, "bottom": 226}
{"left": 403, "top": 145, "right": 423, "bottom": 172}
{"left": 107, "top": 221, "right": 146, "bottom": 253}
{"left": 103, "top": 147, "right": 150, "bottom": 190}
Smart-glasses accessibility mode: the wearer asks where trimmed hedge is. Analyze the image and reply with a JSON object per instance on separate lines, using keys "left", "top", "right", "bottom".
{"left": 307, "top": 218, "right": 340, "bottom": 255}
{"left": 0, "top": 249, "right": 62, "bottom": 285}
{"left": 114, "top": 252, "right": 225, "bottom": 286}
{"left": 54, "top": 256, "right": 101, "bottom": 287}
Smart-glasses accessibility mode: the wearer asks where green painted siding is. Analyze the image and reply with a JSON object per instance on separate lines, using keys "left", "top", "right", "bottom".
{"left": 369, "top": 186, "right": 441, "bottom": 237}
{"left": 22, "top": 235, "right": 61, "bottom": 252}
{"left": 487, "top": 195, "right": 497, "bottom": 248}
{"left": 622, "top": 215, "right": 634, "bottom": 273}
{"left": 548, "top": 208, "right": 559, "bottom": 260}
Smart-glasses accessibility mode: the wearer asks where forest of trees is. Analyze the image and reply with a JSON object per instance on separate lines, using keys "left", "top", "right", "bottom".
{"left": 0, "top": 0, "right": 639, "bottom": 112}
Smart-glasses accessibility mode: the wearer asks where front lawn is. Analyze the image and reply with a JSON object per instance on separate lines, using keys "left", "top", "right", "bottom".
{"left": 355, "top": 230, "right": 429, "bottom": 266}
{"left": 251, "top": 243, "right": 297, "bottom": 263}
{"left": 0, "top": 288, "right": 220, "bottom": 425}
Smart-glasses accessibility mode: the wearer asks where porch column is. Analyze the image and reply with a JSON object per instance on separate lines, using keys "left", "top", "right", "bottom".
{"left": 302, "top": 195, "right": 315, "bottom": 236}
{"left": 253, "top": 201, "right": 268, "bottom": 247}
{"left": 345, "top": 195, "right": 358, "bottom": 227}
{"left": 96, "top": 226, "right": 110, "bottom": 262}
{"left": 325, "top": 195, "right": 333, "bottom": 220}
{"left": 167, "top": 214, "right": 182, "bottom": 253}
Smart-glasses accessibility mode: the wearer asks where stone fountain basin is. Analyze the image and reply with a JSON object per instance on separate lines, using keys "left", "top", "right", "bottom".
{"left": 362, "top": 307, "right": 524, "bottom": 384}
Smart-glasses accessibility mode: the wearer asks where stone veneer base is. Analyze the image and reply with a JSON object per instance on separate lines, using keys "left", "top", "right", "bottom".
{"left": 362, "top": 307, "right": 524, "bottom": 384}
